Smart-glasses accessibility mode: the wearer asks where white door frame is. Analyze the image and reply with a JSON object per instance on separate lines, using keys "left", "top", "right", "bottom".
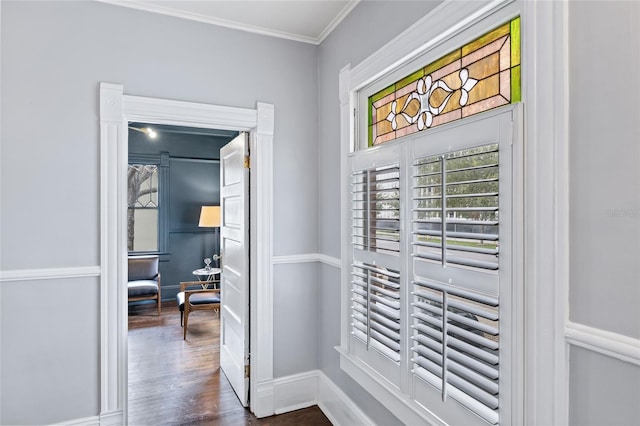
{"left": 99, "top": 83, "right": 275, "bottom": 423}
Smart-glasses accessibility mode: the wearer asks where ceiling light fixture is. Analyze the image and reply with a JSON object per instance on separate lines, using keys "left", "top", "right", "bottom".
{"left": 128, "top": 126, "right": 157, "bottom": 139}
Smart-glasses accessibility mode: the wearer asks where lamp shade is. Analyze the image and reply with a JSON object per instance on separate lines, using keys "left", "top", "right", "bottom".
{"left": 198, "top": 206, "right": 221, "bottom": 227}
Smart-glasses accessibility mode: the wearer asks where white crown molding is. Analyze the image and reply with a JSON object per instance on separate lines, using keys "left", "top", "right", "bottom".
{"left": 566, "top": 322, "right": 640, "bottom": 366}
{"left": 0, "top": 266, "right": 101, "bottom": 283}
{"left": 316, "top": 1, "right": 361, "bottom": 45}
{"left": 96, "top": 0, "right": 358, "bottom": 45}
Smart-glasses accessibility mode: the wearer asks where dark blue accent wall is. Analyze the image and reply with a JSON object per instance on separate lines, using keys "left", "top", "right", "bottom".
{"left": 129, "top": 126, "right": 236, "bottom": 301}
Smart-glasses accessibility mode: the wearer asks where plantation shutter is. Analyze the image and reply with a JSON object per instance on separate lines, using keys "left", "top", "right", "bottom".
{"left": 411, "top": 141, "right": 503, "bottom": 425}
{"left": 349, "top": 145, "right": 403, "bottom": 381}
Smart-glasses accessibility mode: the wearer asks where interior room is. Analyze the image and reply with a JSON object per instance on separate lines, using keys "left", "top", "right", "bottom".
{"left": 1, "top": 1, "right": 639, "bottom": 425}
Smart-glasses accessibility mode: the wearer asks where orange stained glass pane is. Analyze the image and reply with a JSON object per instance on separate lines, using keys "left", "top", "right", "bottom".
{"left": 440, "top": 90, "right": 462, "bottom": 115}
{"left": 402, "top": 96, "right": 421, "bottom": 117}
{"left": 375, "top": 102, "right": 394, "bottom": 124}
{"left": 376, "top": 119, "right": 394, "bottom": 136}
{"left": 431, "top": 58, "right": 462, "bottom": 82}
{"left": 367, "top": 17, "right": 520, "bottom": 148}
{"left": 462, "top": 95, "right": 509, "bottom": 117}
{"left": 429, "top": 87, "right": 453, "bottom": 110}
{"left": 432, "top": 109, "right": 462, "bottom": 127}
{"left": 467, "top": 74, "right": 500, "bottom": 105}
{"left": 462, "top": 35, "right": 508, "bottom": 68}
{"left": 500, "top": 69, "right": 511, "bottom": 101}
{"left": 461, "top": 22, "right": 510, "bottom": 56}
{"left": 499, "top": 36, "right": 511, "bottom": 71}
{"left": 396, "top": 123, "right": 418, "bottom": 138}
{"left": 394, "top": 112, "right": 411, "bottom": 129}
{"left": 440, "top": 71, "right": 462, "bottom": 91}
{"left": 424, "top": 49, "right": 462, "bottom": 75}
{"left": 466, "top": 52, "right": 501, "bottom": 82}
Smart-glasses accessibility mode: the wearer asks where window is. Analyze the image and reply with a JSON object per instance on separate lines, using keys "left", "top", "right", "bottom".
{"left": 128, "top": 164, "right": 159, "bottom": 252}
{"left": 366, "top": 17, "right": 520, "bottom": 147}
{"left": 127, "top": 153, "right": 168, "bottom": 253}
{"left": 345, "top": 107, "right": 519, "bottom": 425}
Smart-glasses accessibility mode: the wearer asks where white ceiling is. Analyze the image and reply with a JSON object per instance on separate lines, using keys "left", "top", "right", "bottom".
{"left": 99, "top": 0, "right": 361, "bottom": 44}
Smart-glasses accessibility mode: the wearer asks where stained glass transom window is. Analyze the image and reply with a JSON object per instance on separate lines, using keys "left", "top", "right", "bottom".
{"left": 368, "top": 17, "right": 520, "bottom": 147}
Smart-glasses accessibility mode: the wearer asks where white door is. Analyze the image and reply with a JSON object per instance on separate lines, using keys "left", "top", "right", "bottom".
{"left": 219, "top": 132, "right": 250, "bottom": 406}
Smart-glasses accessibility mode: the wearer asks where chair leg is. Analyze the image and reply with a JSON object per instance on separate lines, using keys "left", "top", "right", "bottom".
{"left": 157, "top": 297, "right": 162, "bottom": 316}
{"left": 180, "top": 311, "right": 183, "bottom": 327}
{"left": 183, "top": 309, "right": 189, "bottom": 340}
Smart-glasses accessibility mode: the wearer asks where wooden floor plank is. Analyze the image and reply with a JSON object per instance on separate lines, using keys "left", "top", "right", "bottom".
{"left": 128, "top": 301, "right": 331, "bottom": 425}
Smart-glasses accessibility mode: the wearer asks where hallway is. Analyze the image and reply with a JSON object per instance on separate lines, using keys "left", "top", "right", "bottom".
{"left": 128, "top": 301, "right": 331, "bottom": 425}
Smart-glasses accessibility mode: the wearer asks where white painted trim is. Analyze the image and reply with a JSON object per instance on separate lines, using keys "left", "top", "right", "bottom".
{"left": 55, "top": 415, "right": 100, "bottom": 426}
{"left": 55, "top": 410, "right": 123, "bottom": 426}
{"left": 98, "top": 409, "right": 124, "bottom": 426}
{"left": 317, "top": 371, "right": 375, "bottom": 426}
{"left": 250, "top": 102, "right": 275, "bottom": 418}
{"left": 272, "top": 253, "right": 341, "bottom": 268}
{"left": 100, "top": 84, "right": 275, "bottom": 421}
{"left": 348, "top": 0, "right": 514, "bottom": 93}
{"left": 266, "top": 369, "right": 376, "bottom": 426}
{"left": 566, "top": 322, "right": 640, "bottom": 367}
{"left": 337, "top": 349, "right": 445, "bottom": 426}
{"left": 96, "top": 0, "right": 358, "bottom": 45}
{"left": 272, "top": 371, "right": 319, "bottom": 415}
{"left": 522, "top": 1, "right": 570, "bottom": 424}
{"left": 0, "top": 266, "right": 101, "bottom": 282}
{"left": 316, "top": 1, "right": 361, "bottom": 45}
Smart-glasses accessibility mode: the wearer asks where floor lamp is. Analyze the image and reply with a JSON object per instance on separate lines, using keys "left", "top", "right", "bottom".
{"left": 198, "top": 205, "right": 221, "bottom": 268}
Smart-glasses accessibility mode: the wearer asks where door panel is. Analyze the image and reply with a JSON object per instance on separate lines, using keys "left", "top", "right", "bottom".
{"left": 219, "top": 132, "right": 249, "bottom": 407}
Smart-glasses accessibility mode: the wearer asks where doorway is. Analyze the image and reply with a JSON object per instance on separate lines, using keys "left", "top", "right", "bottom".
{"left": 99, "top": 83, "right": 275, "bottom": 422}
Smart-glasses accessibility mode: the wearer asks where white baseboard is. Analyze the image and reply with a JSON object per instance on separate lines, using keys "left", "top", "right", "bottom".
{"left": 54, "top": 410, "right": 123, "bottom": 426}
{"left": 252, "top": 380, "right": 275, "bottom": 418}
{"left": 266, "top": 370, "right": 373, "bottom": 425}
{"left": 273, "top": 371, "right": 319, "bottom": 414}
{"left": 317, "top": 371, "right": 374, "bottom": 426}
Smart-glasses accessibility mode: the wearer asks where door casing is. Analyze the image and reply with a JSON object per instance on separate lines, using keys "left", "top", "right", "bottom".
{"left": 99, "top": 83, "right": 275, "bottom": 422}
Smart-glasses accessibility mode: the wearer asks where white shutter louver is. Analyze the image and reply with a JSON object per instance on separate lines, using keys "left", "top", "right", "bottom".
{"left": 411, "top": 143, "right": 501, "bottom": 425}
{"left": 413, "top": 144, "right": 499, "bottom": 271}
{"left": 351, "top": 161, "right": 401, "bottom": 363}
{"left": 352, "top": 165, "right": 400, "bottom": 255}
{"left": 351, "top": 262, "right": 401, "bottom": 362}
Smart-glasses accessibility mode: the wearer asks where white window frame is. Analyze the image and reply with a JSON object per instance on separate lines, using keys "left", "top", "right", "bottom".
{"left": 338, "top": 0, "right": 570, "bottom": 424}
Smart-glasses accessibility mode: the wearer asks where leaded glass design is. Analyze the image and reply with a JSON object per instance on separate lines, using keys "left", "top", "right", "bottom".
{"left": 368, "top": 17, "right": 521, "bottom": 146}
{"left": 127, "top": 164, "right": 159, "bottom": 252}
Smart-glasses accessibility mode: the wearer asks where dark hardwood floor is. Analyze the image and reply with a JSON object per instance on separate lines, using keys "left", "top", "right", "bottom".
{"left": 128, "top": 301, "right": 331, "bottom": 426}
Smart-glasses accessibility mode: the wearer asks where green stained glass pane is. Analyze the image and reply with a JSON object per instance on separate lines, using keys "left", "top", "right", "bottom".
{"left": 368, "top": 125, "right": 373, "bottom": 147}
{"left": 368, "top": 97, "right": 373, "bottom": 127}
{"left": 511, "top": 65, "right": 521, "bottom": 103}
{"left": 462, "top": 22, "right": 510, "bottom": 56}
{"left": 424, "top": 49, "right": 461, "bottom": 76}
{"left": 397, "top": 68, "right": 424, "bottom": 90}
{"left": 511, "top": 17, "right": 521, "bottom": 67}
{"left": 370, "top": 84, "right": 396, "bottom": 103}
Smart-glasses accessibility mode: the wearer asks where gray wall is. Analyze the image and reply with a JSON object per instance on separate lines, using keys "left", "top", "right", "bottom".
{"left": 0, "top": 1, "right": 318, "bottom": 423}
{"left": 129, "top": 128, "right": 231, "bottom": 301}
{"left": 316, "top": 2, "right": 443, "bottom": 425}
{"left": 568, "top": 1, "right": 640, "bottom": 424}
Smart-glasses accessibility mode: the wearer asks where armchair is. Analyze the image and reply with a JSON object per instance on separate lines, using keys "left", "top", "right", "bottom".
{"left": 128, "top": 255, "right": 161, "bottom": 315}
{"left": 176, "top": 280, "right": 220, "bottom": 339}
